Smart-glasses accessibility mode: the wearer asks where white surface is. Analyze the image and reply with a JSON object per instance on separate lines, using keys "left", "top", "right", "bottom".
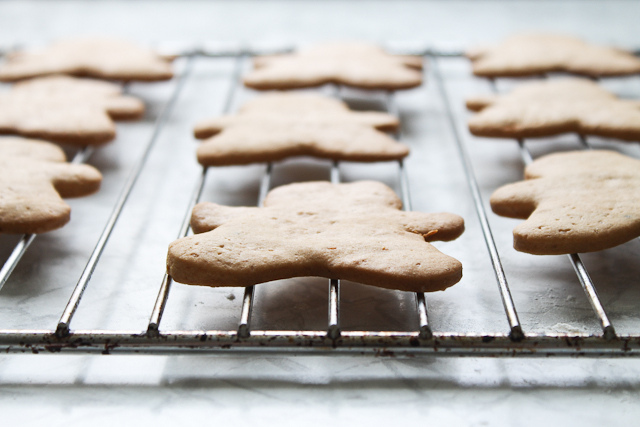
{"left": 1, "top": 1, "right": 640, "bottom": 426}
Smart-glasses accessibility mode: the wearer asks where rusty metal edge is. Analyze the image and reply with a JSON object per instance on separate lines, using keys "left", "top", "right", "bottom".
{"left": 0, "top": 329, "right": 639, "bottom": 357}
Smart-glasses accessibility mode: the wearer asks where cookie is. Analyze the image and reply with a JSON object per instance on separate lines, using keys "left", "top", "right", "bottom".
{"left": 0, "top": 137, "right": 102, "bottom": 234}
{"left": 0, "top": 75, "right": 144, "bottom": 146}
{"left": 167, "top": 181, "right": 464, "bottom": 292}
{"left": 467, "top": 34, "right": 640, "bottom": 78}
{"left": 243, "top": 42, "right": 423, "bottom": 90}
{"left": 490, "top": 150, "right": 640, "bottom": 255}
{"left": 194, "top": 93, "right": 408, "bottom": 166}
{"left": 466, "top": 78, "right": 640, "bottom": 142}
{"left": 0, "top": 38, "right": 173, "bottom": 82}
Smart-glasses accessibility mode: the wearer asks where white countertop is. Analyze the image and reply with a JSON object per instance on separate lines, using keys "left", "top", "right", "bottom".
{"left": 1, "top": 1, "right": 640, "bottom": 426}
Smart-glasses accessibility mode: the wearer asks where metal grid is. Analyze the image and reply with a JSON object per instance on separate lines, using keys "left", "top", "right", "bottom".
{"left": 0, "top": 45, "right": 638, "bottom": 356}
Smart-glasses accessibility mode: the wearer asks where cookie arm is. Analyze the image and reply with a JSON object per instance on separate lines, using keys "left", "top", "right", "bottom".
{"left": 349, "top": 111, "right": 399, "bottom": 132}
{"left": 490, "top": 180, "right": 540, "bottom": 219}
{"left": 465, "top": 95, "right": 498, "bottom": 111}
{"left": 104, "top": 96, "right": 145, "bottom": 120}
{"left": 252, "top": 55, "right": 285, "bottom": 69}
{"left": 48, "top": 163, "right": 102, "bottom": 198}
{"left": 399, "top": 211, "right": 464, "bottom": 241}
{"left": 397, "top": 55, "right": 424, "bottom": 70}
{"left": 190, "top": 202, "right": 259, "bottom": 234}
{"left": 193, "top": 117, "right": 236, "bottom": 139}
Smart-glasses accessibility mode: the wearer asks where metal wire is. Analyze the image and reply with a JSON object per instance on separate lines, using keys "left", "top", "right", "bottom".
{"left": 55, "top": 54, "right": 197, "bottom": 338}
{"left": 148, "top": 52, "right": 248, "bottom": 336}
{"left": 431, "top": 54, "right": 524, "bottom": 341}
{"left": 385, "top": 89, "right": 433, "bottom": 340}
{"left": 0, "top": 146, "right": 95, "bottom": 291}
{"left": 238, "top": 162, "right": 272, "bottom": 339}
{"left": 0, "top": 46, "right": 636, "bottom": 356}
{"left": 328, "top": 161, "right": 341, "bottom": 340}
{"left": 490, "top": 83, "right": 616, "bottom": 340}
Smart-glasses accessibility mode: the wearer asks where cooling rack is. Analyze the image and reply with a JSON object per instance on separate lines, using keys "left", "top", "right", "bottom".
{"left": 0, "top": 44, "right": 638, "bottom": 357}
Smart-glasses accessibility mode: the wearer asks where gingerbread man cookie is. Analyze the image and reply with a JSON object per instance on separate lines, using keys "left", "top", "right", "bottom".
{"left": 491, "top": 150, "right": 640, "bottom": 255}
{"left": 466, "top": 78, "right": 640, "bottom": 142}
{"left": 194, "top": 93, "right": 408, "bottom": 166}
{"left": 0, "top": 75, "right": 144, "bottom": 146}
{"left": 243, "top": 42, "right": 423, "bottom": 90}
{"left": 0, "top": 38, "right": 174, "bottom": 82}
{"left": 167, "top": 181, "right": 465, "bottom": 292}
{"left": 0, "top": 137, "right": 102, "bottom": 234}
{"left": 467, "top": 34, "right": 640, "bottom": 78}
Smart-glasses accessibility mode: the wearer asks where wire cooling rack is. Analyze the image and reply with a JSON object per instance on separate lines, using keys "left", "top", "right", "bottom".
{"left": 0, "top": 44, "right": 638, "bottom": 356}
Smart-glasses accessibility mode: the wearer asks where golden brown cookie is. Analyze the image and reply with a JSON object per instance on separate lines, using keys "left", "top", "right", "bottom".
{"left": 0, "top": 137, "right": 102, "bottom": 234}
{"left": 0, "top": 75, "right": 144, "bottom": 146}
{"left": 467, "top": 34, "right": 640, "bottom": 78}
{"left": 466, "top": 78, "right": 640, "bottom": 141}
{"left": 243, "top": 42, "right": 423, "bottom": 90}
{"left": 167, "top": 181, "right": 464, "bottom": 292}
{"left": 194, "top": 93, "right": 408, "bottom": 166}
{"left": 491, "top": 150, "right": 640, "bottom": 255}
{"left": 0, "top": 38, "right": 173, "bottom": 82}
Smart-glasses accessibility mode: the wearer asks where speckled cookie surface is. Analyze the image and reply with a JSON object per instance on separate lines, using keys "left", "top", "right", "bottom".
{"left": 0, "top": 137, "right": 102, "bottom": 234}
{"left": 194, "top": 93, "right": 408, "bottom": 166}
{"left": 0, "top": 75, "right": 144, "bottom": 146}
{"left": 243, "top": 42, "right": 423, "bottom": 90}
{"left": 466, "top": 78, "right": 640, "bottom": 142}
{"left": 467, "top": 34, "right": 640, "bottom": 78}
{"left": 0, "top": 38, "right": 174, "bottom": 82}
{"left": 167, "top": 181, "right": 464, "bottom": 292}
{"left": 490, "top": 150, "right": 640, "bottom": 255}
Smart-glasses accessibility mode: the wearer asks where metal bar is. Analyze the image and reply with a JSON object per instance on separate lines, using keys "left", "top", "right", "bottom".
{"left": 431, "top": 54, "right": 524, "bottom": 341}
{"left": 238, "top": 162, "right": 273, "bottom": 339}
{"left": 569, "top": 253, "right": 616, "bottom": 340}
{"left": 578, "top": 134, "right": 593, "bottom": 149}
{"left": 516, "top": 137, "right": 616, "bottom": 340}
{"left": 386, "top": 89, "right": 433, "bottom": 340}
{"left": 148, "top": 52, "right": 247, "bottom": 335}
{"left": 55, "top": 54, "right": 197, "bottom": 338}
{"left": 1, "top": 329, "right": 639, "bottom": 357}
{"left": 516, "top": 139, "right": 534, "bottom": 165}
{"left": 0, "top": 147, "right": 94, "bottom": 291}
{"left": 147, "top": 167, "right": 209, "bottom": 336}
{"left": 327, "top": 161, "right": 341, "bottom": 340}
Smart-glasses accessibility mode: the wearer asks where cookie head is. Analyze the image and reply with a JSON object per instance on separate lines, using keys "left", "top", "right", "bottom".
{"left": 167, "top": 181, "right": 464, "bottom": 292}
{"left": 0, "top": 137, "right": 102, "bottom": 234}
{"left": 466, "top": 78, "right": 640, "bottom": 142}
{"left": 467, "top": 34, "right": 640, "bottom": 78}
{"left": 194, "top": 93, "right": 408, "bottom": 166}
{"left": 0, "top": 38, "right": 174, "bottom": 82}
{"left": 243, "top": 42, "right": 423, "bottom": 90}
{"left": 490, "top": 150, "right": 640, "bottom": 255}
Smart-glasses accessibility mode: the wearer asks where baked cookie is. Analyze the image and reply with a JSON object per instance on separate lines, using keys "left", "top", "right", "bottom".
{"left": 194, "top": 93, "right": 408, "bottom": 166}
{"left": 243, "top": 42, "right": 423, "bottom": 90}
{"left": 0, "top": 38, "right": 173, "bottom": 82}
{"left": 0, "top": 137, "right": 102, "bottom": 234}
{"left": 167, "top": 181, "right": 464, "bottom": 292}
{"left": 0, "top": 75, "right": 144, "bottom": 146}
{"left": 467, "top": 34, "right": 640, "bottom": 78}
{"left": 466, "top": 78, "right": 640, "bottom": 142}
{"left": 491, "top": 150, "right": 640, "bottom": 255}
